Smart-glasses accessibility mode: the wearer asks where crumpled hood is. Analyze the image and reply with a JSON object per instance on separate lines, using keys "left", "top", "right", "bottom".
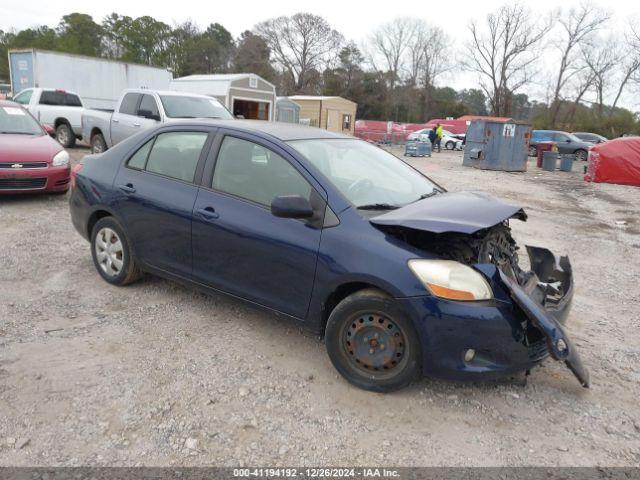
{"left": 370, "top": 191, "right": 527, "bottom": 234}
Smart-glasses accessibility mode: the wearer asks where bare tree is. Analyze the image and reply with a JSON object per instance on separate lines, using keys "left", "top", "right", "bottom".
{"left": 609, "top": 22, "right": 640, "bottom": 114}
{"left": 464, "top": 3, "right": 551, "bottom": 117}
{"left": 582, "top": 36, "right": 620, "bottom": 117}
{"left": 367, "top": 18, "right": 417, "bottom": 89}
{"left": 254, "top": 13, "right": 343, "bottom": 93}
{"left": 549, "top": 3, "right": 610, "bottom": 126}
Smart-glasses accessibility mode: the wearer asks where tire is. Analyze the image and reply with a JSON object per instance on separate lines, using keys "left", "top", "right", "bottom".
{"left": 90, "top": 217, "right": 142, "bottom": 286}
{"left": 575, "top": 149, "right": 588, "bottom": 161}
{"left": 91, "top": 133, "right": 108, "bottom": 154}
{"left": 325, "top": 288, "right": 421, "bottom": 392}
{"left": 528, "top": 146, "right": 537, "bottom": 157}
{"left": 56, "top": 123, "right": 76, "bottom": 148}
{"left": 445, "top": 141, "right": 454, "bottom": 150}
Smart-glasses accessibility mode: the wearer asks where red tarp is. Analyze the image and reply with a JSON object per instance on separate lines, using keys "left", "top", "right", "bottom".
{"left": 584, "top": 137, "right": 640, "bottom": 187}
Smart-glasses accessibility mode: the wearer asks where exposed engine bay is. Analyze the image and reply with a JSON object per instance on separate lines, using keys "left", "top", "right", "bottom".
{"left": 380, "top": 221, "right": 529, "bottom": 285}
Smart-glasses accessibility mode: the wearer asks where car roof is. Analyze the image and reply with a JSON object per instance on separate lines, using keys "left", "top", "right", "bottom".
{"left": 122, "top": 89, "right": 220, "bottom": 99}
{"left": 165, "top": 119, "right": 353, "bottom": 141}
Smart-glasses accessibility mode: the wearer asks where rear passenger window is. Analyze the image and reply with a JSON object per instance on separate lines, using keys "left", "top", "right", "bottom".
{"left": 65, "top": 94, "right": 82, "bottom": 107}
{"left": 39, "top": 91, "right": 65, "bottom": 105}
{"left": 119, "top": 93, "right": 141, "bottom": 115}
{"left": 145, "top": 132, "right": 208, "bottom": 182}
{"left": 127, "top": 139, "right": 154, "bottom": 170}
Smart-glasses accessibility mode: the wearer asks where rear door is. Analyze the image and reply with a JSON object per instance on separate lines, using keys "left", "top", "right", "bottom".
{"left": 191, "top": 130, "right": 325, "bottom": 318}
{"left": 111, "top": 92, "right": 142, "bottom": 145}
{"left": 113, "top": 127, "right": 214, "bottom": 276}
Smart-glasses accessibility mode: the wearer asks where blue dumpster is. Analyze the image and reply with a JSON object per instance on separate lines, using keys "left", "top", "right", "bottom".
{"left": 462, "top": 120, "right": 531, "bottom": 171}
{"left": 404, "top": 140, "right": 432, "bottom": 157}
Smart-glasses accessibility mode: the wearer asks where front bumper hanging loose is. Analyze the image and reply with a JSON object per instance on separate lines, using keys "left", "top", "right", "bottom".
{"left": 498, "top": 246, "right": 590, "bottom": 388}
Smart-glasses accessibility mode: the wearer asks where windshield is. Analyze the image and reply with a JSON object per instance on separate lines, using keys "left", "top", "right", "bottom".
{"left": 0, "top": 105, "right": 43, "bottom": 135}
{"left": 159, "top": 95, "right": 233, "bottom": 120}
{"left": 288, "top": 139, "right": 440, "bottom": 208}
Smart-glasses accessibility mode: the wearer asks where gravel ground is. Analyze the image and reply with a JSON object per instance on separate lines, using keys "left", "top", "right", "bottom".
{"left": 0, "top": 146, "right": 639, "bottom": 467}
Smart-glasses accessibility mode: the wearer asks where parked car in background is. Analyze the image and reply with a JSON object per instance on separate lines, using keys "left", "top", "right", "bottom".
{"left": 408, "top": 128, "right": 463, "bottom": 150}
{"left": 82, "top": 89, "right": 233, "bottom": 154}
{"left": 0, "top": 100, "right": 70, "bottom": 194}
{"left": 572, "top": 132, "right": 607, "bottom": 144}
{"left": 529, "top": 130, "right": 592, "bottom": 160}
{"left": 12, "top": 88, "right": 84, "bottom": 148}
{"left": 69, "top": 120, "right": 588, "bottom": 392}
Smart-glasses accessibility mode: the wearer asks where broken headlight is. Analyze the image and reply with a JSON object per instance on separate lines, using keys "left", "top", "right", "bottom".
{"left": 408, "top": 259, "right": 493, "bottom": 301}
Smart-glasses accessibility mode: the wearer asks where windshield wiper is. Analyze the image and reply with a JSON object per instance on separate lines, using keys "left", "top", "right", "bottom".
{"left": 356, "top": 203, "right": 399, "bottom": 211}
{"left": 416, "top": 188, "right": 444, "bottom": 201}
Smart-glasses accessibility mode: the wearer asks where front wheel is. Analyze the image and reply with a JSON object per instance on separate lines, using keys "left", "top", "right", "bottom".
{"left": 528, "top": 145, "right": 537, "bottom": 157}
{"left": 91, "top": 133, "right": 107, "bottom": 154}
{"left": 575, "top": 149, "right": 588, "bottom": 161}
{"left": 56, "top": 123, "right": 76, "bottom": 148}
{"left": 325, "top": 289, "right": 421, "bottom": 392}
{"left": 90, "top": 217, "right": 142, "bottom": 286}
{"left": 445, "top": 141, "right": 454, "bottom": 150}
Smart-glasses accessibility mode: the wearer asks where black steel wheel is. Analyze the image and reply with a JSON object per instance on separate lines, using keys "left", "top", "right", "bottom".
{"left": 528, "top": 145, "right": 537, "bottom": 157}
{"left": 325, "top": 289, "right": 421, "bottom": 392}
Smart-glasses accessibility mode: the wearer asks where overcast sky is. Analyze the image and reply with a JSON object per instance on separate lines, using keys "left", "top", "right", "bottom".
{"left": 3, "top": 0, "right": 639, "bottom": 110}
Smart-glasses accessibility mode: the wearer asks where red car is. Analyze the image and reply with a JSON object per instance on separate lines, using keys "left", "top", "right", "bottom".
{"left": 0, "top": 100, "right": 70, "bottom": 194}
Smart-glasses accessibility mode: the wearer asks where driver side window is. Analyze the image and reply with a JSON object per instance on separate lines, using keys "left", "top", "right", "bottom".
{"left": 212, "top": 136, "right": 311, "bottom": 207}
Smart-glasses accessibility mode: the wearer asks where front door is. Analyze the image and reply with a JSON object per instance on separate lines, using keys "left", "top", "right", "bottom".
{"left": 191, "top": 132, "right": 324, "bottom": 318}
{"left": 111, "top": 92, "right": 142, "bottom": 145}
{"left": 113, "top": 129, "right": 212, "bottom": 276}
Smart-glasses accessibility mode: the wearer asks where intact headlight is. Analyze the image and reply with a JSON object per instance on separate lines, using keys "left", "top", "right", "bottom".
{"left": 52, "top": 150, "right": 70, "bottom": 167}
{"left": 408, "top": 259, "right": 493, "bottom": 301}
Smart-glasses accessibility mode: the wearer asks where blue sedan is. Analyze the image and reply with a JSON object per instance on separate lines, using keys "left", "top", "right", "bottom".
{"left": 69, "top": 120, "right": 589, "bottom": 392}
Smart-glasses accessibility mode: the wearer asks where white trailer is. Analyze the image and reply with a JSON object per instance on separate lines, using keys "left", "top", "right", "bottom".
{"left": 8, "top": 49, "right": 173, "bottom": 110}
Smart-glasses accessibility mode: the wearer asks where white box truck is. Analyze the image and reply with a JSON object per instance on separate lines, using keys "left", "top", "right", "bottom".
{"left": 8, "top": 49, "right": 173, "bottom": 110}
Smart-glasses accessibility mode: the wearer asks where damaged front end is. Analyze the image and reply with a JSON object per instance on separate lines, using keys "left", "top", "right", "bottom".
{"left": 371, "top": 195, "right": 589, "bottom": 388}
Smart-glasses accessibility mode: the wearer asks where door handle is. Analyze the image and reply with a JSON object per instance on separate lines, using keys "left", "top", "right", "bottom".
{"left": 118, "top": 183, "right": 136, "bottom": 194}
{"left": 196, "top": 206, "right": 219, "bottom": 220}
{"left": 112, "top": 119, "right": 119, "bottom": 123}
{"left": 133, "top": 122, "right": 141, "bottom": 127}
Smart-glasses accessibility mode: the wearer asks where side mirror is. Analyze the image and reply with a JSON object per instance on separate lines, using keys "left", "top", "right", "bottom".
{"left": 43, "top": 124, "right": 55, "bottom": 136}
{"left": 271, "top": 195, "right": 314, "bottom": 219}
{"left": 138, "top": 109, "right": 160, "bottom": 121}
{"left": 566, "top": 139, "right": 571, "bottom": 143}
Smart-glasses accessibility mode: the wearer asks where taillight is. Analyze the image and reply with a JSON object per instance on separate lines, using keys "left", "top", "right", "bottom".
{"left": 71, "top": 163, "right": 83, "bottom": 189}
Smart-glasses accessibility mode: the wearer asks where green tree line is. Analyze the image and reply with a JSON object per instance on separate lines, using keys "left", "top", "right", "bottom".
{"left": 1, "top": 10, "right": 638, "bottom": 136}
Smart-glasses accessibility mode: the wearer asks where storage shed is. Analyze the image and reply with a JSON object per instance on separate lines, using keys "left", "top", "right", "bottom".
{"left": 463, "top": 119, "right": 531, "bottom": 172}
{"left": 288, "top": 96, "right": 357, "bottom": 135}
{"left": 275, "top": 97, "right": 300, "bottom": 124}
{"left": 170, "top": 74, "right": 276, "bottom": 121}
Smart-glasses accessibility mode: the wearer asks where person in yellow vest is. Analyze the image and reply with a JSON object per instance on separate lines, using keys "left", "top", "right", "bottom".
{"left": 435, "top": 123, "right": 443, "bottom": 153}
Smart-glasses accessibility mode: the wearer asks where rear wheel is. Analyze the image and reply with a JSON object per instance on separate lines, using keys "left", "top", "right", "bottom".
{"left": 56, "top": 123, "right": 76, "bottom": 148}
{"left": 325, "top": 289, "right": 421, "bottom": 392}
{"left": 90, "top": 217, "right": 142, "bottom": 286}
{"left": 91, "top": 133, "right": 107, "bottom": 154}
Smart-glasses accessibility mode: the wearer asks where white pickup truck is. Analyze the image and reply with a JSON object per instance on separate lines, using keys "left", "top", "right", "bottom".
{"left": 12, "top": 88, "right": 84, "bottom": 147}
{"left": 81, "top": 89, "right": 233, "bottom": 153}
